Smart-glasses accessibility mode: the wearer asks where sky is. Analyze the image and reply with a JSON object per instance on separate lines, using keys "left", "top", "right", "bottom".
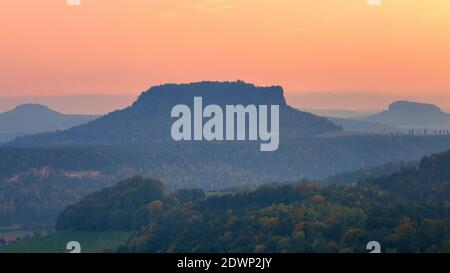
{"left": 1, "top": 0, "right": 450, "bottom": 111}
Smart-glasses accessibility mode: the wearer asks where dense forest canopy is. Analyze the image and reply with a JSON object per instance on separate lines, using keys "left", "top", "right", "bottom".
{"left": 56, "top": 176, "right": 165, "bottom": 231}
{"left": 1, "top": 137, "right": 450, "bottom": 228}
{"left": 54, "top": 151, "right": 450, "bottom": 253}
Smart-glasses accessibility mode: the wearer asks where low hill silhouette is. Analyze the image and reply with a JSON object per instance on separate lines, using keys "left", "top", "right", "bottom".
{"left": 0, "top": 104, "right": 98, "bottom": 143}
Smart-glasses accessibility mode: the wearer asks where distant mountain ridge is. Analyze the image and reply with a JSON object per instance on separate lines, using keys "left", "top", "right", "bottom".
{"left": 361, "top": 100, "right": 450, "bottom": 129}
{"left": 0, "top": 104, "right": 99, "bottom": 143}
{"left": 7, "top": 81, "right": 341, "bottom": 147}
{"left": 0, "top": 95, "right": 136, "bottom": 115}
{"left": 315, "top": 101, "right": 450, "bottom": 134}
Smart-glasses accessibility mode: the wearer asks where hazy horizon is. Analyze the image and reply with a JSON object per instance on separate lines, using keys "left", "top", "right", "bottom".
{"left": 2, "top": 90, "right": 450, "bottom": 115}
{"left": 0, "top": 94, "right": 137, "bottom": 115}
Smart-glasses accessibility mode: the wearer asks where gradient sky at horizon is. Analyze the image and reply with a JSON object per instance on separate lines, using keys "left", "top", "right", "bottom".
{"left": 1, "top": 0, "right": 450, "bottom": 110}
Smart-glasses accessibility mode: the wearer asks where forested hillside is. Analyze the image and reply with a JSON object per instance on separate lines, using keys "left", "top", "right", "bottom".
{"left": 56, "top": 177, "right": 165, "bottom": 231}
{"left": 0, "top": 169, "right": 113, "bottom": 228}
{"left": 111, "top": 151, "right": 450, "bottom": 253}
{"left": 2, "top": 135, "right": 450, "bottom": 228}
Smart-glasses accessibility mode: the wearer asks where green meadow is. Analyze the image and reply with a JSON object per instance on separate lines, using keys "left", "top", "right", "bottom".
{"left": 0, "top": 230, "right": 133, "bottom": 253}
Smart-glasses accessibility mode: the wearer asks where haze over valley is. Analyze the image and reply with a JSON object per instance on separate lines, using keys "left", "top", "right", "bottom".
{"left": 1, "top": 81, "right": 450, "bottom": 233}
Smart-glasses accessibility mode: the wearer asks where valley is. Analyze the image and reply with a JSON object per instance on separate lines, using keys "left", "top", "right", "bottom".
{"left": 0, "top": 82, "right": 450, "bottom": 253}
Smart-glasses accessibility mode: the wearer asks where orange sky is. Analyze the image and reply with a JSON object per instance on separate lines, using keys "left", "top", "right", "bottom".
{"left": 1, "top": 0, "right": 450, "bottom": 109}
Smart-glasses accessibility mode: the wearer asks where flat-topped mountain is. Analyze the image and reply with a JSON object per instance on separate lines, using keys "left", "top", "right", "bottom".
{"left": 7, "top": 81, "right": 341, "bottom": 147}
{"left": 0, "top": 104, "right": 99, "bottom": 143}
{"left": 361, "top": 101, "right": 450, "bottom": 129}
{"left": 134, "top": 81, "right": 287, "bottom": 108}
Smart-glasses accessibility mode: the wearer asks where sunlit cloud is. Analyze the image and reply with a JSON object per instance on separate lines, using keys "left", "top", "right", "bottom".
{"left": 66, "top": 0, "right": 81, "bottom": 6}
{"left": 194, "top": 0, "right": 237, "bottom": 12}
{"left": 367, "top": 0, "right": 381, "bottom": 6}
